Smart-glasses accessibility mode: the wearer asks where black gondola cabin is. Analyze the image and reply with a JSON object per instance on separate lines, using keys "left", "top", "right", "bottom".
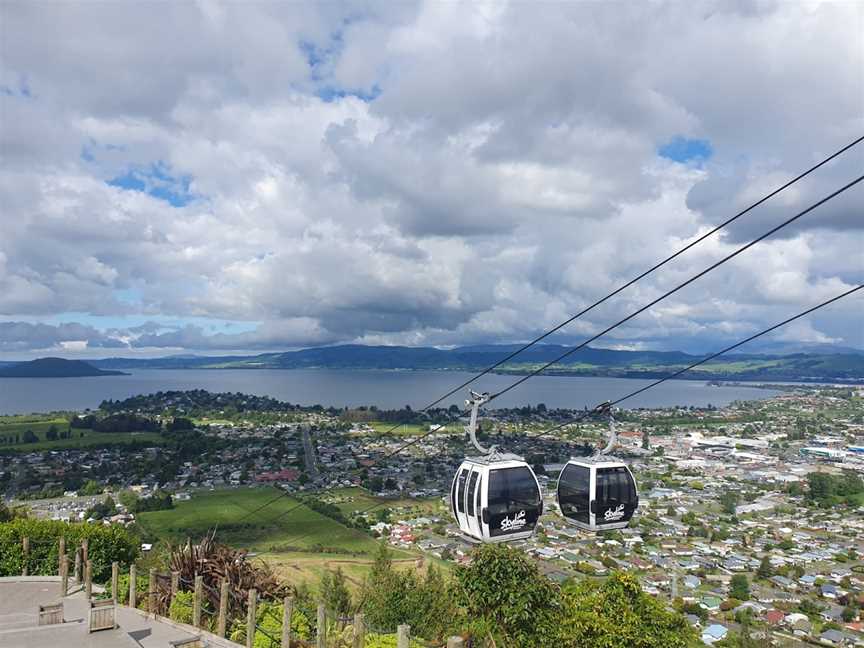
{"left": 556, "top": 458, "right": 638, "bottom": 531}
{"left": 451, "top": 455, "right": 543, "bottom": 543}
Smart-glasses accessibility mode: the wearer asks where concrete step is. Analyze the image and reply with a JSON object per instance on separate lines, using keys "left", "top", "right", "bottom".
{"left": 0, "top": 612, "right": 37, "bottom": 631}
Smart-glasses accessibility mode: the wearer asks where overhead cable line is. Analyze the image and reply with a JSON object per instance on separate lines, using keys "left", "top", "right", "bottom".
{"left": 274, "top": 283, "right": 863, "bottom": 547}
{"left": 375, "top": 135, "right": 864, "bottom": 429}
{"left": 232, "top": 164, "right": 863, "bottom": 527}
{"left": 540, "top": 283, "right": 864, "bottom": 437}
{"left": 489, "top": 173, "right": 864, "bottom": 402}
{"left": 245, "top": 176, "right": 863, "bottom": 544}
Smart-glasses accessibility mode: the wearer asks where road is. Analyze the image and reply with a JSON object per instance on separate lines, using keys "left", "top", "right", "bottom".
{"left": 302, "top": 426, "right": 320, "bottom": 480}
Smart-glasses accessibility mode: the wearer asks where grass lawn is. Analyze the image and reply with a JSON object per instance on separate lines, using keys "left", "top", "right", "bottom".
{"left": 0, "top": 415, "right": 70, "bottom": 436}
{"left": 365, "top": 421, "right": 444, "bottom": 436}
{"left": 260, "top": 550, "right": 426, "bottom": 593}
{"left": 137, "top": 488, "right": 386, "bottom": 554}
{"left": 321, "top": 487, "right": 446, "bottom": 518}
{"left": 0, "top": 414, "right": 163, "bottom": 452}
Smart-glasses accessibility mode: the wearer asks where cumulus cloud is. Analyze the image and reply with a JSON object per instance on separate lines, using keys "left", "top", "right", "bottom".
{"left": 0, "top": 0, "right": 861, "bottom": 359}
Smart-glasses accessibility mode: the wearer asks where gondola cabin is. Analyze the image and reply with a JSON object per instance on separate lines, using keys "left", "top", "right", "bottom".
{"left": 451, "top": 455, "right": 543, "bottom": 543}
{"left": 556, "top": 459, "right": 638, "bottom": 531}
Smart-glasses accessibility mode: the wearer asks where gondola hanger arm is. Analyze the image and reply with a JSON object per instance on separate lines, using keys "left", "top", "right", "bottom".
{"left": 465, "top": 390, "right": 495, "bottom": 455}
{"left": 595, "top": 401, "right": 617, "bottom": 456}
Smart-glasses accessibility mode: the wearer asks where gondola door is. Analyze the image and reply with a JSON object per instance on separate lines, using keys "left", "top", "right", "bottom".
{"left": 464, "top": 468, "right": 483, "bottom": 539}
{"left": 452, "top": 466, "right": 470, "bottom": 534}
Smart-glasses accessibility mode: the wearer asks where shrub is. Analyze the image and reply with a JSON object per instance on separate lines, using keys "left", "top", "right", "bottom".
{"left": 169, "top": 590, "right": 194, "bottom": 624}
{"left": 0, "top": 518, "right": 138, "bottom": 581}
{"left": 108, "top": 573, "right": 148, "bottom": 606}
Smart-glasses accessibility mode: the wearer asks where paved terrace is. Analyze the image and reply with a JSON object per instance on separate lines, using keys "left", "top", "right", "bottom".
{"left": 0, "top": 576, "right": 243, "bottom": 648}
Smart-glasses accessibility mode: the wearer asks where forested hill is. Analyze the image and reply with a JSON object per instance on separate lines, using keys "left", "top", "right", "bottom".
{"left": 0, "top": 358, "right": 127, "bottom": 378}
{"left": 82, "top": 344, "right": 864, "bottom": 383}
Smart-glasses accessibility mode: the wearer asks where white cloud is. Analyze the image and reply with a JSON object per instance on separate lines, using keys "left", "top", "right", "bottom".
{"left": 0, "top": 0, "right": 861, "bottom": 358}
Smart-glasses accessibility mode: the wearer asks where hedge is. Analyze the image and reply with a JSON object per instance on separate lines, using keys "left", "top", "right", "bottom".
{"left": 0, "top": 518, "right": 138, "bottom": 581}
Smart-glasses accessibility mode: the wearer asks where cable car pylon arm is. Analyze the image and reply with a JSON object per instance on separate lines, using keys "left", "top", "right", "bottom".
{"left": 595, "top": 400, "right": 616, "bottom": 456}
{"left": 465, "top": 390, "right": 494, "bottom": 455}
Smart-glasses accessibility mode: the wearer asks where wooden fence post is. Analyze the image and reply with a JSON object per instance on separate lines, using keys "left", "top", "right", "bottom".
{"left": 111, "top": 562, "right": 119, "bottom": 604}
{"left": 60, "top": 555, "right": 69, "bottom": 597}
{"left": 352, "top": 612, "right": 365, "bottom": 648}
{"left": 316, "top": 603, "right": 326, "bottom": 648}
{"left": 129, "top": 564, "right": 137, "bottom": 608}
{"left": 246, "top": 589, "right": 257, "bottom": 648}
{"left": 282, "top": 596, "right": 294, "bottom": 648}
{"left": 171, "top": 571, "right": 179, "bottom": 598}
{"left": 148, "top": 568, "right": 157, "bottom": 615}
{"left": 58, "top": 536, "right": 65, "bottom": 572}
{"left": 22, "top": 536, "right": 29, "bottom": 576}
{"left": 74, "top": 548, "right": 82, "bottom": 582}
{"left": 397, "top": 624, "right": 410, "bottom": 648}
{"left": 447, "top": 638, "right": 464, "bottom": 648}
{"left": 193, "top": 575, "right": 203, "bottom": 628}
{"left": 217, "top": 579, "right": 229, "bottom": 637}
{"left": 85, "top": 560, "right": 92, "bottom": 600}
{"left": 81, "top": 538, "right": 88, "bottom": 564}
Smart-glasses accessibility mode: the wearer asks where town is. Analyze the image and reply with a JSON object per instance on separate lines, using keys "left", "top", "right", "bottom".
{"left": 1, "top": 384, "right": 863, "bottom": 646}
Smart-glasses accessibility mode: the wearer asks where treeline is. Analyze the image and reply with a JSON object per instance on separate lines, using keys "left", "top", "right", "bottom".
{"left": 72, "top": 413, "right": 162, "bottom": 433}
{"left": 806, "top": 471, "right": 864, "bottom": 507}
{"left": 318, "top": 542, "right": 695, "bottom": 647}
{"left": 300, "top": 497, "right": 368, "bottom": 531}
{"left": 0, "top": 424, "right": 74, "bottom": 446}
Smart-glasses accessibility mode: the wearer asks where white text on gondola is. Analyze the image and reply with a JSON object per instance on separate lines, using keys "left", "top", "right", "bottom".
{"left": 500, "top": 510, "right": 526, "bottom": 531}
{"left": 603, "top": 504, "right": 625, "bottom": 521}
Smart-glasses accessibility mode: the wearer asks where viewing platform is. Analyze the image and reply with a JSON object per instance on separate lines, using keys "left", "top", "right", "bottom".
{"left": 0, "top": 576, "right": 243, "bottom": 648}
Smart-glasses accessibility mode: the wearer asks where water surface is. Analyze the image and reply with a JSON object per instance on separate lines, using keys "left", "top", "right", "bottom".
{"left": 0, "top": 369, "right": 781, "bottom": 415}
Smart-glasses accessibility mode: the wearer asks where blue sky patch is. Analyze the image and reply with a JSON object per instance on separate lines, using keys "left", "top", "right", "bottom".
{"left": 108, "top": 162, "right": 196, "bottom": 207}
{"left": 318, "top": 84, "right": 381, "bottom": 103}
{"left": 658, "top": 136, "right": 713, "bottom": 164}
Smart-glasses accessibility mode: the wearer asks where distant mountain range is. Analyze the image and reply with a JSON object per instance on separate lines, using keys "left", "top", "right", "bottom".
{"left": 87, "top": 343, "right": 864, "bottom": 383}
{"left": 0, "top": 357, "right": 128, "bottom": 378}
{"left": 1, "top": 344, "right": 862, "bottom": 382}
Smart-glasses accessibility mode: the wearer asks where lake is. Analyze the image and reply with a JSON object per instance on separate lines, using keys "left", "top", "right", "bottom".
{"left": 0, "top": 369, "right": 781, "bottom": 415}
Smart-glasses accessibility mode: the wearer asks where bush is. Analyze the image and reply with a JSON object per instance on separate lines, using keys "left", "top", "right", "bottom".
{"left": 455, "top": 543, "right": 559, "bottom": 647}
{"left": 0, "top": 518, "right": 138, "bottom": 581}
{"left": 558, "top": 572, "right": 696, "bottom": 648}
{"left": 228, "top": 600, "right": 312, "bottom": 647}
{"left": 169, "top": 590, "right": 194, "bottom": 624}
{"left": 108, "top": 573, "right": 148, "bottom": 606}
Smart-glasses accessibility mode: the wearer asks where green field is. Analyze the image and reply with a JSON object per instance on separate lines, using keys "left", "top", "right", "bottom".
{"left": 0, "top": 415, "right": 163, "bottom": 452}
{"left": 137, "top": 488, "right": 388, "bottom": 555}
{"left": 136, "top": 488, "right": 433, "bottom": 592}
{"left": 367, "top": 421, "right": 454, "bottom": 436}
{"left": 322, "top": 487, "right": 445, "bottom": 518}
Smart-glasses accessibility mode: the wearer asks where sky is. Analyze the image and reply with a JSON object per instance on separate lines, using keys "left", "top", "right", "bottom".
{"left": 0, "top": 0, "right": 862, "bottom": 360}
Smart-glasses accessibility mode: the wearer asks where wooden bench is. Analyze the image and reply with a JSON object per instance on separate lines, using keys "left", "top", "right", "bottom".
{"left": 88, "top": 598, "right": 117, "bottom": 633}
{"left": 38, "top": 602, "right": 63, "bottom": 626}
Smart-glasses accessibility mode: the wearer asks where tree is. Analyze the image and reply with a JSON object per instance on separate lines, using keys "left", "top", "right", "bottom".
{"left": 559, "top": 572, "right": 695, "bottom": 648}
{"left": 757, "top": 555, "right": 773, "bottom": 579}
{"left": 454, "top": 543, "right": 560, "bottom": 647}
{"left": 22, "top": 429, "right": 38, "bottom": 444}
{"left": 842, "top": 605, "right": 858, "bottom": 623}
{"left": 360, "top": 542, "right": 459, "bottom": 641}
{"left": 79, "top": 480, "right": 103, "bottom": 496}
{"left": 320, "top": 567, "right": 352, "bottom": 616}
{"left": 642, "top": 429, "right": 650, "bottom": 449}
{"left": 730, "top": 574, "right": 751, "bottom": 601}
{"left": 45, "top": 425, "right": 58, "bottom": 441}
{"left": 720, "top": 490, "right": 739, "bottom": 515}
